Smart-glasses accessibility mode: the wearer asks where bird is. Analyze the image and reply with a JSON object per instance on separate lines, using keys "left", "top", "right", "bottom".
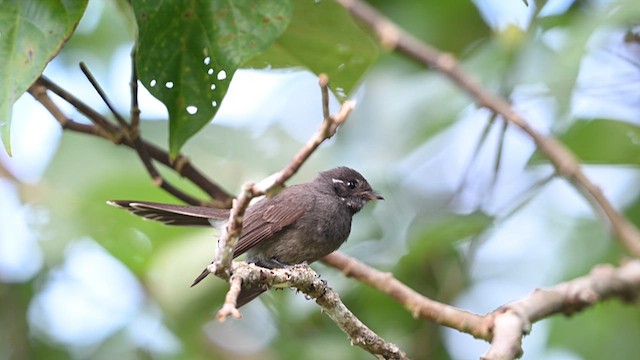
{"left": 108, "top": 166, "right": 383, "bottom": 306}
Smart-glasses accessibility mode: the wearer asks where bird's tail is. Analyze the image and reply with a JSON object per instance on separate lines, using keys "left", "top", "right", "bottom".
{"left": 107, "top": 200, "right": 228, "bottom": 226}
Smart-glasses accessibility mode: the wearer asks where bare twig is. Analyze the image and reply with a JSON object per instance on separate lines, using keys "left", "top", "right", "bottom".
{"left": 35, "top": 77, "right": 123, "bottom": 141}
{"left": 216, "top": 274, "right": 243, "bottom": 321}
{"left": 31, "top": 76, "right": 233, "bottom": 207}
{"left": 79, "top": 62, "right": 129, "bottom": 129}
{"left": 335, "top": 0, "right": 640, "bottom": 257}
{"left": 319, "top": 73, "right": 331, "bottom": 119}
{"left": 80, "top": 61, "right": 210, "bottom": 205}
{"left": 28, "top": 82, "right": 112, "bottom": 139}
{"left": 271, "top": 97, "right": 355, "bottom": 191}
{"left": 130, "top": 47, "right": 141, "bottom": 129}
{"left": 214, "top": 182, "right": 255, "bottom": 278}
{"left": 81, "top": 62, "right": 183, "bottom": 201}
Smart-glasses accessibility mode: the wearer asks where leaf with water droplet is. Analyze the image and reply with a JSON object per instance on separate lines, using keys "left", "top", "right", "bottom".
{"left": 132, "top": 0, "right": 292, "bottom": 156}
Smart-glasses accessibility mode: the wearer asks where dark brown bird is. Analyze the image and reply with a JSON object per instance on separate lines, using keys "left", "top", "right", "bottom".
{"left": 108, "top": 167, "right": 382, "bottom": 306}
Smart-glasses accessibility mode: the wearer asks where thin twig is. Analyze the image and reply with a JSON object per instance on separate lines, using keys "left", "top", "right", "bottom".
{"left": 216, "top": 274, "right": 243, "bottom": 321}
{"left": 33, "top": 76, "right": 233, "bottom": 206}
{"left": 215, "top": 182, "right": 255, "bottom": 278}
{"left": 27, "top": 82, "right": 113, "bottom": 139}
{"left": 130, "top": 47, "right": 141, "bottom": 129}
{"left": 79, "top": 62, "right": 130, "bottom": 129}
{"left": 82, "top": 61, "right": 193, "bottom": 203}
{"left": 118, "top": 52, "right": 203, "bottom": 205}
{"left": 319, "top": 73, "right": 330, "bottom": 119}
{"left": 336, "top": 0, "right": 640, "bottom": 257}
{"left": 270, "top": 98, "right": 355, "bottom": 191}
{"left": 451, "top": 111, "right": 498, "bottom": 204}
{"left": 36, "top": 77, "right": 123, "bottom": 141}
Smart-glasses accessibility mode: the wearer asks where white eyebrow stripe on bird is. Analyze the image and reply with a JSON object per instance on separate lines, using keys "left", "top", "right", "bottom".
{"left": 332, "top": 178, "right": 344, "bottom": 184}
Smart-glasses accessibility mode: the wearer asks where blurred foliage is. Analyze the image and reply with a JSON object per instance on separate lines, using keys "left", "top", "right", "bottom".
{"left": 2, "top": 0, "right": 640, "bottom": 359}
{"left": 245, "top": 0, "right": 379, "bottom": 100}
{"left": 133, "top": 0, "right": 292, "bottom": 156}
{"left": 548, "top": 300, "right": 640, "bottom": 359}
{"left": 531, "top": 119, "right": 640, "bottom": 165}
{"left": 0, "top": 0, "right": 88, "bottom": 155}
{"left": 368, "top": 0, "right": 490, "bottom": 55}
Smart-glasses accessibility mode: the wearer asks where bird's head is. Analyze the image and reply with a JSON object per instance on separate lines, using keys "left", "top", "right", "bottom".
{"left": 317, "top": 167, "right": 383, "bottom": 214}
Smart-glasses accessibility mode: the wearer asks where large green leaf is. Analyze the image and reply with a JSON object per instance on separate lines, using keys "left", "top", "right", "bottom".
{"left": 0, "top": 0, "right": 87, "bottom": 155}
{"left": 530, "top": 119, "right": 640, "bottom": 166}
{"left": 244, "top": 0, "right": 379, "bottom": 101}
{"left": 368, "top": 0, "right": 489, "bottom": 55}
{"left": 132, "top": 0, "right": 292, "bottom": 156}
{"left": 404, "top": 211, "right": 494, "bottom": 265}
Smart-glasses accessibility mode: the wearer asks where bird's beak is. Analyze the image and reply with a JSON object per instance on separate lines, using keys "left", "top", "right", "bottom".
{"left": 368, "top": 190, "right": 384, "bottom": 201}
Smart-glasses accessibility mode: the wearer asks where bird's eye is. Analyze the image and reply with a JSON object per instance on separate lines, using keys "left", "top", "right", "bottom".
{"left": 347, "top": 180, "right": 357, "bottom": 189}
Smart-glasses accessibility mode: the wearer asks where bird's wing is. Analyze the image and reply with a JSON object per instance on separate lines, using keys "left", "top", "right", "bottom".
{"left": 108, "top": 200, "right": 229, "bottom": 226}
{"left": 232, "top": 195, "right": 307, "bottom": 257}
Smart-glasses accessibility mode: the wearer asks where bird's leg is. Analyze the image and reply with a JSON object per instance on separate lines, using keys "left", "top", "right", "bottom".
{"left": 255, "top": 258, "right": 292, "bottom": 269}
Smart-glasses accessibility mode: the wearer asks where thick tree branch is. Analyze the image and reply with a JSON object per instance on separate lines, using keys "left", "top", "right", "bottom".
{"left": 336, "top": 0, "right": 640, "bottom": 258}
{"left": 218, "top": 262, "right": 408, "bottom": 359}
{"left": 322, "top": 252, "right": 491, "bottom": 339}
{"left": 325, "top": 252, "right": 640, "bottom": 359}
{"left": 483, "top": 260, "right": 640, "bottom": 359}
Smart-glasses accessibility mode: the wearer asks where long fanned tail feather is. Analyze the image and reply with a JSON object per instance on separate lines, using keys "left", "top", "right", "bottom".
{"left": 107, "top": 200, "right": 228, "bottom": 226}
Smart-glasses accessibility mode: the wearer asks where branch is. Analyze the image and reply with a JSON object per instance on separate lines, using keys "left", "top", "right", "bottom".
{"left": 322, "top": 252, "right": 491, "bottom": 339}
{"left": 325, "top": 252, "right": 640, "bottom": 359}
{"left": 30, "top": 76, "right": 233, "bottom": 207}
{"left": 335, "top": 0, "right": 640, "bottom": 257}
{"left": 27, "top": 82, "right": 114, "bottom": 140}
{"left": 483, "top": 260, "right": 640, "bottom": 359}
{"left": 267, "top": 75, "right": 355, "bottom": 191}
{"left": 212, "top": 182, "right": 255, "bottom": 279}
{"left": 218, "top": 262, "right": 408, "bottom": 359}
{"left": 216, "top": 274, "right": 243, "bottom": 321}
{"left": 31, "top": 67, "right": 393, "bottom": 357}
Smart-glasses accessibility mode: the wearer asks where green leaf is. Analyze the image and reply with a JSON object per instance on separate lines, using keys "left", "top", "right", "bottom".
{"left": 132, "top": 0, "right": 292, "bottom": 156}
{"left": 0, "top": 0, "right": 88, "bottom": 155}
{"left": 530, "top": 119, "right": 640, "bottom": 166}
{"left": 368, "top": 0, "right": 489, "bottom": 55}
{"left": 406, "top": 211, "right": 494, "bottom": 261}
{"left": 244, "top": 0, "right": 379, "bottom": 100}
{"left": 548, "top": 301, "right": 640, "bottom": 360}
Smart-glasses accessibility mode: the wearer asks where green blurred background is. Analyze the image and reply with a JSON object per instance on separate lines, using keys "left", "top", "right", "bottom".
{"left": 2, "top": 0, "right": 640, "bottom": 359}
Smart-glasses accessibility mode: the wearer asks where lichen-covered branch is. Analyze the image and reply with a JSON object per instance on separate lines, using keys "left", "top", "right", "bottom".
{"left": 483, "top": 260, "right": 640, "bottom": 359}
{"left": 217, "top": 262, "right": 408, "bottom": 359}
